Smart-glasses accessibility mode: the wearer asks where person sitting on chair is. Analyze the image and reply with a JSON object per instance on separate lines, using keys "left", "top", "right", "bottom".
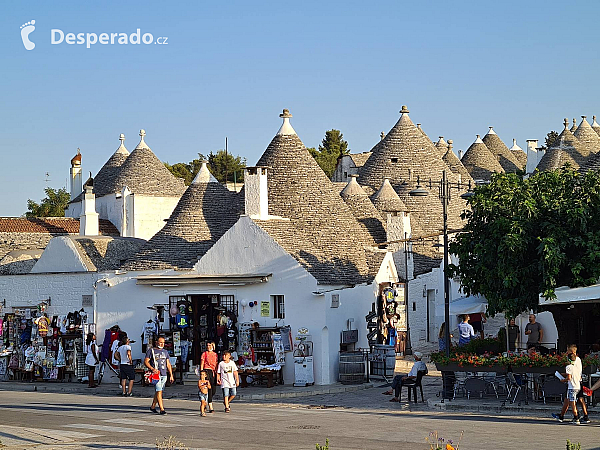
{"left": 383, "top": 351, "right": 427, "bottom": 402}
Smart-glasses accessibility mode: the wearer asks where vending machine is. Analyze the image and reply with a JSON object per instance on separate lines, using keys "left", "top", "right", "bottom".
{"left": 293, "top": 328, "right": 314, "bottom": 386}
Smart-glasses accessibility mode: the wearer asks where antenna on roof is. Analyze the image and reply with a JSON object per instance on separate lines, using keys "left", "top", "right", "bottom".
{"left": 44, "top": 172, "right": 51, "bottom": 183}
{"left": 225, "top": 136, "right": 228, "bottom": 187}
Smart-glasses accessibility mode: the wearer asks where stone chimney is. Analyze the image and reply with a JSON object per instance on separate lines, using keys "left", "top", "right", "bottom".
{"left": 244, "top": 166, "right": 269, "bottom": 219}
{"left": 70, "top": 149, "right": 82, "bottom": 200}
{"left": 526, "top": 139, "right": 540, "bottom": 173}
{"left": 79, "top": 182, "right": 99, "bottom": 236}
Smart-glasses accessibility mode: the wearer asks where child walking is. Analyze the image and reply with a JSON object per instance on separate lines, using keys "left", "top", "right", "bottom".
{"left": 197, "top": 370, "right": 212, "bottom": 417}
{"left": 216, "top": 350, "right": 239, "bottom": 413}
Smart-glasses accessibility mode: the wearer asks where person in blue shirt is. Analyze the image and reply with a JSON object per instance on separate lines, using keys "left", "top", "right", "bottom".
{"left": 438, "top": 322, "right": 453, "bottom": 351}
{"left": 457, "top": 315, "right": 476, "bottom": 346}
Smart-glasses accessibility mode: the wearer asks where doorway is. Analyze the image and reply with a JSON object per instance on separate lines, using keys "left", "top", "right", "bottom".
{"left": 427, "top": 289, "right": 436, "bottom": 342}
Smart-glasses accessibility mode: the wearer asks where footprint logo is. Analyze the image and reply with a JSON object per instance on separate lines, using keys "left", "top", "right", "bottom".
{"left": 20, "top": 20, "right": 36, "bottom": 50}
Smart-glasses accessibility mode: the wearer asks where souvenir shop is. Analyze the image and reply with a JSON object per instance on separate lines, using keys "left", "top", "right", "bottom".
{"left": 0, "top": 301, "right": 91, "bottom": 382}
{"left": 376, "top": 284, "right": 407, "bottom": 353}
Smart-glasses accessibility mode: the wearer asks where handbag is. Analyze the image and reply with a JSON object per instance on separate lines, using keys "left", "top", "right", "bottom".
{"left": 144, "top": 349, "right": 160, "bottom": 385}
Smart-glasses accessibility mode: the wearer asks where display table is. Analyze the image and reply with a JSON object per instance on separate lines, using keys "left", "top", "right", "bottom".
{"left": 239, "top": 369, "right": 282, "bottom": 388}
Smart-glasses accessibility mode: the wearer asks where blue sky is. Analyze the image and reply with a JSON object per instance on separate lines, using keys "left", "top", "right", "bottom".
{"left": 0, "top": 0, "right": 599, "bottom": 216}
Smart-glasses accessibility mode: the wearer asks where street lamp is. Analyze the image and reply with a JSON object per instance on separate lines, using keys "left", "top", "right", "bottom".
{"left": 409, "top": 171, "right": 472, "bottom": 358}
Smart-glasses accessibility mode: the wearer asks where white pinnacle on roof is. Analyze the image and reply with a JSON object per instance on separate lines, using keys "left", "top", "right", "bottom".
{"left": 116, "top": 133, "right": 129, "bottom": 155}
{"left": 474, "top": 135, "right": 484, "bottom": 144}
{"left": 486, "top": 127, "right": 497, "bottom": 136}
{"left": 592, "top": 115, "right": 600, "bottom": 135}
{"left": 276, "top": 109, "right": 296, "bottom": 136}
{"left": 509, "top": 139, "right": 522, "bottom": 151}
{"left": 192, "top": 159, "right": 218, "bottom": 184}
{"left": 135, "top": 129, "right": 151, "bottom": 150}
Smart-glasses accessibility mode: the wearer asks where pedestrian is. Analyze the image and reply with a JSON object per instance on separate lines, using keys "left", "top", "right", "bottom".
{"left": 524, "top": 314, "right": 543, "bottom": 350}
{"left": 115, "top": 335, "right": 135, "bottom": 397}
{"left": 197, "top": 370, "right": 212, "bottom": 417}
{"left": 144, "top": 336, "right": 174, "bottom": 415}
{"left": 217, "top": 350, "right": 239, "bottom": 413}
{"left": 383, "top": 351, "right": 427, "bottom": 401}
{"left": 438, "top": 322, "right": 453, "bottom": 352}
{"left": 507, "top": 318, "right": 520, "bottom": 352}
{"left": 85, "top": 332, "right": 99, "bottom": 388}
{"left": 553, "top": 344, "right": 590, "bottom": 424}
{"left": 200, "top": 341, "right": 218, "bottom": 413}
{"left": 457, "top": 315, "right": 475, "bottom": 346}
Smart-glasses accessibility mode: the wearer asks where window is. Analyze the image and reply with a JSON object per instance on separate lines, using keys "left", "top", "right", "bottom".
{"left": 271, "top": 295, "right": 285, "bottom": 319}
{"left": 391, "top": 157, "right": 398, "bottom": 163}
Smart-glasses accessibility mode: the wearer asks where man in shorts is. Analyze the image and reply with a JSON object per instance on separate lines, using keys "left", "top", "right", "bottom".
{"left": 144, "top": 336, "right": 174, "bottom": 415}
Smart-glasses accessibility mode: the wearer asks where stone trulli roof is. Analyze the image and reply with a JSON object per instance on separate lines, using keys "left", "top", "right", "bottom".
{"left": 461, "top": 135, "right": 505, "bottom": 182}
{"left": 442, "top": 140, "right": 473, "bottom": 182}
{"left": 539, "top": 119, "right": 586, "bottom": 169}
{"left": 435, "top": 136, "right": 448, "bottom": 155}
{"left": 358, "top": 106, "right": 467, "bottom": 240}
{"left": 571, "top": 118, "right": 578, "bottom": 133}
{"left": 592, "top": 116, "right": 600, "bottom": 137}
{"left": 509, "top": 139, "right": 528, "bottom": 167}
{"left": 371, "top": 178, "right": 407, "bottom": 213}
{"left": 108, "top": 130, "right": 186, "bottom": 196}
{"left": 124, "top": 162, "right": 242, "bottom": 270}
{"left": 349, "top": 152, "right": 372, "bottom": 168}
{"left": 573, "top": 116, "right": 600, "bottom": 156}
{"left": 340, "top": 176, "right": 387, "bottom": 244}
{"left": 93, "top": 134, "right": 130, "bottom": 197}
{"left": 416, "top": 123, "right": 434, "bottom": 146}
{"left": 536, "top": 146, "right": 579, "bottom": 172}
{"left": 254, "top": 109, "right": 375, "bottom": 285}
{"left": 482, "top": 127, "right": 522, "bottom": 173}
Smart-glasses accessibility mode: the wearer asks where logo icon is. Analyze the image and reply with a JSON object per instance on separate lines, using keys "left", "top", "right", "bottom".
{"left": 20, "top": 20, "right": 36, "bottom": 50}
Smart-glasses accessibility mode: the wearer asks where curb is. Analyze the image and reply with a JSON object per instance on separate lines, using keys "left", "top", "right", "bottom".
{"left": 427, "top": 398, "right": 600, "bottom": 416}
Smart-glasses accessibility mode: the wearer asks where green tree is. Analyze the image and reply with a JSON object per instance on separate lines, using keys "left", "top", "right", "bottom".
{"left": 164, "top": 152, "right": 246, "bottom": 186}
{"left": 540, "top": 130, "right": 559, "bottom": 150}
{"left": 26, "top": 187, "right": 71, "bottom": 217}
{"left": 448, "top": 168, "right": 600, "bottom": 317}
{"left": 309, "top": 129, "right": 350, "bottom": 179}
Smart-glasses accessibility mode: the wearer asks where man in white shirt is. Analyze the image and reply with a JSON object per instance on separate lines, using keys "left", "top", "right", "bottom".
{"left": 383, "top": 352, "right": 427, "bottom": 402}
{"left": 553, "top": 344, "right": 589, "bottom": 424}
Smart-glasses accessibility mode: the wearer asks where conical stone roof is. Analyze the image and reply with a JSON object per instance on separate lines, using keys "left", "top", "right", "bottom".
{"left": 108, "top": 130, "right": 186, "bottom": 196}
{"left": 93, "top": 134, "right": 130, "bottom": 197}
{"left": 371, "top": 178, "right": 407, "bottom": 213}
{"left": 442, "top": 141, "right": 473, "bottom": 181}
{"left": 482, "top": 127, "right": 522, "bottom": 173}
{"left": 548, "top": 119, "right": 587, "bottom": 167}
{"left": 509, "top": 139, "right": 528, "bottom": 168}
{"left": 538, "top": 120, "right": 582, "bottom": 171}
{"left": 340, "top": 176, "right": 387, "bottom": 244}
{"left": 416, "top": 124, "right": 434, "bottom": 146}
{"left": 573, "top": 116, "right": 600, "bottom": 155}
{"left": 592, "top": 116, "right": 600, "bottom": 137}
{"left": 571, "top": 118, "right": 578, "bottom": 133}
{"left": 461, "top": 135, "right": 504, "bottom": 182}
{"left": 435, "top": 136, "right": 448, "bottom": 156}
{"left": 255, "top": 109, "right": 374, "bottom": 284}
{"left": 124, "top": 161, "right": 242, "bottom": 270}
{"left": 358, "top": 106, "right": 466, "bottom": 237}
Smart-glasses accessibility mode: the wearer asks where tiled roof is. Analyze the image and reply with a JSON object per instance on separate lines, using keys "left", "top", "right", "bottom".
{"left": 358, "top": 106, "right": 466, "bottom": 238}
{"left": 0, "top": 217, "right": 119, "bottom": 235}
{"left": 482, "top": 128, "right": 522, "bottom": 172}
{"left": 340, "top": 177, "right": 387, "bottom": 245}
{"left": 461, "top": 135, "right": 504, "bottom": 182}
{"left": 107, "top": 130, "right": 186, "bottom": 197}
{"left": 124, "top": 163, "right": 242, "bottom": 270}
{"left": 93, "top": 134, "right": 130, "bottom": 197}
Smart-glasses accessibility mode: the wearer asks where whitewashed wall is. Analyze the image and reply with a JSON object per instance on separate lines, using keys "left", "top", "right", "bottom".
{"left": 0, "top": 272, "right": 97, "bottom": 316}
{"left": 332, "top": 155, "right": 357, "bottom": 182}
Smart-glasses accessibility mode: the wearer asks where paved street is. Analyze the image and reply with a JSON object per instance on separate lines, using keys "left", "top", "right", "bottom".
{"left": 0, "top": 388, "right": 599, "bottom": 449}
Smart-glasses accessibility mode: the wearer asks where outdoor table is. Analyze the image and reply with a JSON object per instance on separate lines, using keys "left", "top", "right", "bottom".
{"left": 238, "top": 369, "right": 282, "bottom": 388}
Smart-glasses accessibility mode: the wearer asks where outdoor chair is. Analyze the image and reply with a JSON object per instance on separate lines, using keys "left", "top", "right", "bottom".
{"left": 541, "top": 378, "right": 566, "bottom": 404}
{"left": 402, "top": 370, "right": 427, "bottom": 403}
{"left": 453, "top": 372, "right": 469, "bottom": 399}
{"left": 506, "top": 372, "right": 526, "bottom": 403}
{"left": 464, "top": 377, "right": 491, "bottom": 399}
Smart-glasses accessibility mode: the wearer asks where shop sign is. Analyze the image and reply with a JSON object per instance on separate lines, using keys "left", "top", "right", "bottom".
{"left": 82, "top": 295, "right": 93, "bottom": 307}
{"left": 260, "top": 301, "right": 270, "bottom": 317}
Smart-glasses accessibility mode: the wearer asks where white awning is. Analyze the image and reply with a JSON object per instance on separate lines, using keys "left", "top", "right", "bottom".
{"left": 435, "top": 295, "right": 487, "bottom": 317}
{"left": 136, "top": 273, "right": 272, "bottom": 286}
{"left": 539, "top": 284, "right": 600, "bottom": 306}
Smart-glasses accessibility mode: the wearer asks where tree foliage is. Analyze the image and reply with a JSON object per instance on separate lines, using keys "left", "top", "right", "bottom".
{"left": 309, "top": 129, "right": 350, "bottom": 179}
{"left": 165, "top": 150, "right": 246, "bottom": 185}
{"left": 26, "top": 187, "right": 71, "bottom": 217}
{"left": 541, "top": 130, "right": 559, "bottom": 150}
{"left": 448, "top": 167, "right": 600, "bottom": 317}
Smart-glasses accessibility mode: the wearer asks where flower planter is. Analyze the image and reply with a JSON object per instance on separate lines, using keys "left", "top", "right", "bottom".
{"left": 434, "top": 363, "right": 562, "bottom": 374}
